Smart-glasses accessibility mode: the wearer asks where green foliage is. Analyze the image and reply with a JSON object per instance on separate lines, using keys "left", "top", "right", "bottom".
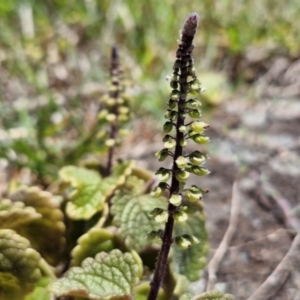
{"left": 173, "top": 213, "right": 209, "bottom": 281}
{"left": 0, "top": 230, "right": 42, "bottom": 300}
{"left": 0, "top": 11, "right": 216, "bottom": 300}
{"left": 111, "top": 192, "right": 167, "bottom": 252}
{"left": 59, "top": 161, "right": 133, "bottom": 219}
{"left": 192, "top": 290, "right": 234, "bottom": 300}
{"left": 50, "top": 250, "right": 140, "bottom": 300}
{"left": 8, "top": 186, "right": 65, "bottom": 265}
{"left": 24, "top": 277, "right": 53, "bottom": 300}
{"left": 71, "top": 228, "right": 116, "bottom": 266}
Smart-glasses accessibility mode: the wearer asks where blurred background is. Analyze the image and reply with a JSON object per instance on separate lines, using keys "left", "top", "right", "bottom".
{"left": 1, "top": 1, "right": 300, "bottom": 298}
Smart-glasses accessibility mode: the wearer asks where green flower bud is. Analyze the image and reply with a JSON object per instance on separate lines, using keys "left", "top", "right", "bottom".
{"left": 189, "top": 151, "right": 206, "bottom": 165}
{"left": 186, "top": 189, "right": 202, "bottom": 202}
{"left": 98, "top": 109, "right": 109, "bottom": 120}
{"left": 181, "top": 234, "right": 200, "bottom": 245}
{"left": 118, "top": 115, "right": 129, "bottom": 122}
{"left": 180, "top": 139, "right": 187, "bottom": 147}
{"left": 155, "top": 148, "right": 170, "bottom": 161}
{"left": 105, "top": 139, "right": 115, "bottom": 147}
{"left": 146, "top": 230, "right": 164, "bottom": 241}
{"left": 163, "top": 135, "right": 176, "bottom": 150}
{"left": 168, "top": 99, "right": 177, "bottom": 109}
{"left": 190, "top": 121, "right": 209, "bottom": 134}
{"left": 156, "top": 167, "right": 171, "bottom": 182}
{"left": 169, "top": 110, "right": 178, "bottom": 121}
{"left": 190, "top": 80, "right": 201, "bottom": 94}
{"left": 155, "top": 210, "right": 168, "bottom": 223}
{"left": 191, "top": 166, "right": 210, "bottom": 176}
{"left": 151, "top": 186, "right": 163, "bottom": 198}
{"left": 188, "top": 109, "right": 201, "bottom": 118}
{"left": 163, "top": 122, "right": 173, "bottom": 133}
{"left": 149, "top": 207, "right": 164, "bottom": 218}
{"left": 174, "top": 236, "right": 192, "bottom": 249}
{"left": 193, "top": 135, "right": 210, "bottom": 144}
{"left": 174, "top": 211, "right": 188, "bottom": 222}
{"left": 175, "top": 170, "right": 190, "bottom": 182}
{"left": 119, "top": 106, "right": 129, "bottom": 114}
{"left": 170, "top": 80, "right": 178, "bottom": 89}
{"left": 170, "top": 90, "right": 180, "bottom": 101}
{"left": 179, "top": 125, "right": 187, "bottom": 133}
{"left": 186, "top": 99, "right": 201, "bottom": 108}
{"left": 175, "top": 156, "right": 188, "bottom": 168}
{"left": 106, "top": 113, "right": 116, "bottom": 122}
{"left": 182, "top": 204, "right": 198, "bottom": 214}
{"left": 169, "top": 194, "right": 182, "bottom": 206}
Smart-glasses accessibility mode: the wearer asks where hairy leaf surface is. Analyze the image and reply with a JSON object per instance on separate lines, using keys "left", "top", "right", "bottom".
{"left": 0, "top": 229, "right": 42, "bottom": 300}
{"left": 60, "top": 161, "right": 133, "bottom": 220}
{"left": 9, "top": 186, "right": 65, "bottom": 265}
{"left": 111, "top": 192, "right": 167, "bottom": 252}
{"left": 173, "top": 212, "right": 208, "bottom": 282}
{"left": 50, "top": 249, "right": 140, "bottom": 300}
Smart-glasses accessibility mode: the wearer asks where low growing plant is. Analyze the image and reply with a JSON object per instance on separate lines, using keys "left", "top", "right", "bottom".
{"left": 0, "top": 13, "right": 233, "bottom": 300}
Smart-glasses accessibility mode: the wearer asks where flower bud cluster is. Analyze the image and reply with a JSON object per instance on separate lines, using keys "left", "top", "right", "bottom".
{"left": 149, "top": 14, "right": 209, "bottom": 251}
{"left": 97, "top": 46, "right": 131, "bottom": 150}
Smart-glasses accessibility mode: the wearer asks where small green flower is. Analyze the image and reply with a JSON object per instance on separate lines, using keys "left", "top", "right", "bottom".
{"left": 105, "top": 139, "right": 115, "bottom": 147}
{"left": 191, "top": 166, "right": 210, "bottom": 176}
{"left": 192, "top": 135, "right": 210, "bottom": 144}
{"left": 106, "top": 113, "right": 116, "bottom": 122}
{"left": 163, "top": 122, "right": 174, "bottom": 133}
{"left": 169, "top": 194, "right": 182, "bottom": 206}
{"left": 181, "top": 234, "right": 200, "bottom": 245}
{"left": 179, "top": 125, "right": 187, "bottom": 133}
{"left": 175, "top": 156, "right": 188, "bottom": 168}
{"left": 174, "top": 211, "right": 188, "bottom": 223}
{"left": 155, "top": 148, "right": 170, "bottom": 162}
{"left": 190, "top": 121, "right": 209, "bottom": 134}
{"left": 189, "top": 150, "right": 206, "bottom": 165}
{"left": 188, "top": 109, "right": 201, "bottom": 118}
{"left": 163, "top": 136, "right": 176, "bottom": 150}
{"left": 156, "top": 168, "right": 171, "bottom": 182}
{"left": 175, "top": 170, "right": 190, "bottom": 182}
{"left": 174, "top": 236, "right": 192, "bottom": 249}
{"left": 186, "top": 188, "right": 202, "bottom": 202}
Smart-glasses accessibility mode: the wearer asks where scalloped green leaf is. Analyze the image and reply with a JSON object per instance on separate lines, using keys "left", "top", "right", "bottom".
{"left": 24, "top": 277, "right": 54, "bottom": 300}
{"left": 0, "top": 229, "right": 42, "bottom": 300}
{"left": 0, "top": 198, "right": 41, "bottom": 229}
{"left": 71, "top": 228, "right": 116, "bottom": 266}
{"left": 192, "top": 290, "right": 234, "bottom": 300}
{"left": 111, "top": 191, "right": 167, "bottom": 252}
{"left": 172, "top": 212, "right": 208, "bottom": 282}
{"left": 9, "top": 186, "right": 65, "bottom": 266}
{"left": 60, "top": 161, "right": 133, "bottom": 220}
{"left": 50, "top": 249, "right": 140, "bottom": 300}
{"left": 134, "top": 282, "right": 167, "bottom": 300}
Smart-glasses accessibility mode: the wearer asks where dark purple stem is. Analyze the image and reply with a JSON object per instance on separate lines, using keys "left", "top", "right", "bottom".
{"left": 105, "top": 46, "right": 119, "bottom": 177}
{"left": 147, "top": 13, "right": 199, "bottom": 300}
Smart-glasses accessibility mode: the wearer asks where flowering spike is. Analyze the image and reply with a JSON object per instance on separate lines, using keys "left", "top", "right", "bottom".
{"left": 148, "top": 13, "right": 210, "bottom": 299}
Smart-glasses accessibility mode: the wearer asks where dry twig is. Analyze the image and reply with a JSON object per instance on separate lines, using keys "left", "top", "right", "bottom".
{"left": 247, "top": 232, "right": 300, "bottom": 300}
{"left": 206, "top": 181, "right": 240, "bottom": 291}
